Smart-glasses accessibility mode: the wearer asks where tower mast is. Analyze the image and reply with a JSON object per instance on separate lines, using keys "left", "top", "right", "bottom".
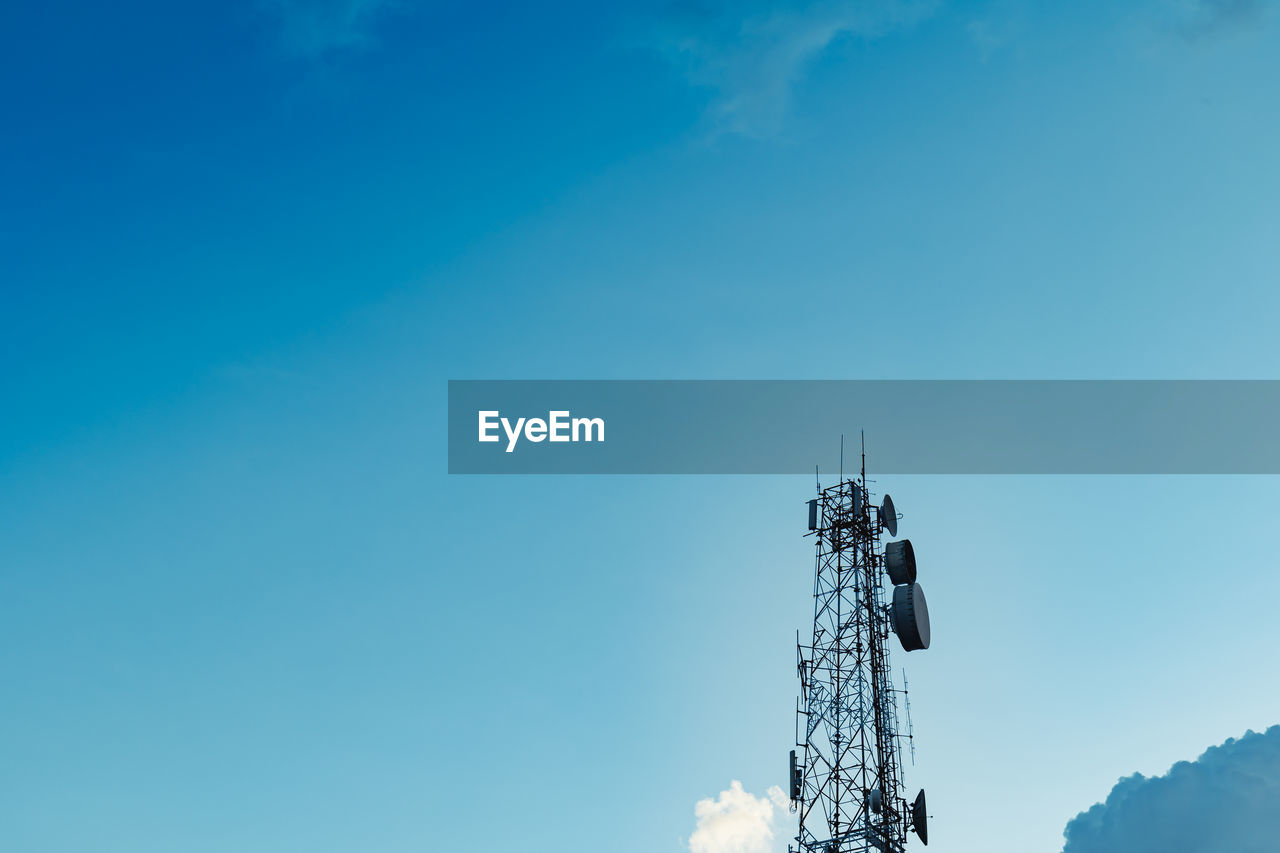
{"left": 793, "top": 450, "right": 931, "bottom": 852}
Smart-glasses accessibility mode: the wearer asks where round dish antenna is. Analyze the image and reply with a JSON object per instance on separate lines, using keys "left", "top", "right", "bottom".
{"left": 891, "top": 583, "right": 930, "bottom": 651}
{"left": 911, "top": 789, "right": 928, "bottom": 845}
{"left": 884, "top": 539, "right": 916, "bottom": 585}
{"left": 880, "top": 494, "right": 898, "bottom": 536}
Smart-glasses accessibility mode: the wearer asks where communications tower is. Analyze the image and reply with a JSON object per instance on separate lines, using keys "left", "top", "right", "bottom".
{"left": 788, "top": 448, "right": 931, "bottom": 853}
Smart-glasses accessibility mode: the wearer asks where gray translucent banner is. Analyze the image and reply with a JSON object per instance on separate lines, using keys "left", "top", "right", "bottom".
{"left": 447, "top": 380, "right": 1280, "bottom": 474}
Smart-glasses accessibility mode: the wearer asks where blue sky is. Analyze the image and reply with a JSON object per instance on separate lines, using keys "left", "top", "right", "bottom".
{"left": 3, "top": 1, "right": 1280, "bottom": 851}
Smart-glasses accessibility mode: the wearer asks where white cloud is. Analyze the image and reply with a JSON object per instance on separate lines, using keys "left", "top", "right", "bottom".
{"left": 1061, "top": 725, "right": 1280, "bottom": 853}
{"left": 688, "top": 781, "right": 791, "bottom": 853}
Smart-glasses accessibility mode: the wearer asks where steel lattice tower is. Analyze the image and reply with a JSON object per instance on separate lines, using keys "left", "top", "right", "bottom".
{"left": 789, "top": 451, "right": 930, "bottom": 853}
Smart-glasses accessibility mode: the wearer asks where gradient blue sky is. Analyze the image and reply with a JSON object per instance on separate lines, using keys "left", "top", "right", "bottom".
{"left": 3, "top": 1, "right": 1280, "bottom": 851}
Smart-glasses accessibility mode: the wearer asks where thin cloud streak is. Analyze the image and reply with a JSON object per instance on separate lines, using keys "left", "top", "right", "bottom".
{"left": 264, "top": 0, "right": 403, "bottom": 57}
{"left": 1164, "top": 0, "right": 1272, "bottom": 41}
{"left": 658, "top": 0, "right": 939, "bottom": 138}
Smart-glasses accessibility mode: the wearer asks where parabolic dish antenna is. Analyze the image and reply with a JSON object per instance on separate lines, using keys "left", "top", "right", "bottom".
{"left": 891, "top": 582, "right": 930, "bottom": 651}
{"left": 880, "top": 494, "right": 898, "bottom": 536}
{"left": 884, "top": 539, "right": 916, "bottom": 585}
{"left": 911, "top": 789, "right": 928, "bottom": 845}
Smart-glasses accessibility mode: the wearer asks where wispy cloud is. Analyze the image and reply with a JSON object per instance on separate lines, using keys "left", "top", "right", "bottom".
{"left": 963, "top": 0, "right": 1029, "bottom": 61}
{"left": 658, "top": 0, "right": 939, "bottom": 138}
{"left": 1164, "top": 0, "right": 1271, "bottom": 41}
{"left": 264, "top": 0, "right": 403, "bottom": 57}
{"left": 688, "top": 781, "right": 791, "bottom": 853}
{"left": 1061, "top": 726, "right": 1280, "bottom": 852}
